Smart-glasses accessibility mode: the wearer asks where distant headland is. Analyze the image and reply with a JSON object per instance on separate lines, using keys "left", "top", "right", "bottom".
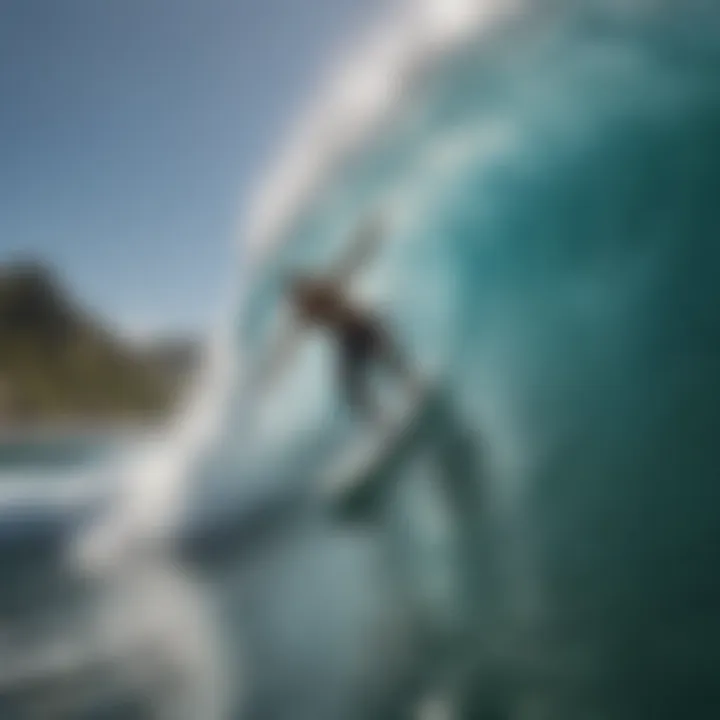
{"left": 0, "top": 260, "right": 201, "bottom": 429}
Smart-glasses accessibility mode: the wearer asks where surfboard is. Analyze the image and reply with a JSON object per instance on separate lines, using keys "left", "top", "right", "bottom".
{"left": 322, "top": 377, "right": 439, "bottom": 522}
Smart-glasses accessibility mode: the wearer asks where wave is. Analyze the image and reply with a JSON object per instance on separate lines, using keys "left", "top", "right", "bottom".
{"left": 69, "top": 0, "right": 720, "bottom": 586}
{"left": 4, "top": 2, "right": 720, "bottom": 716}
{"left": 242, "top": 0, "right": 522, "bottom": 264}
{"left": 215, "top": 2, "right": 720, "bottom": 717}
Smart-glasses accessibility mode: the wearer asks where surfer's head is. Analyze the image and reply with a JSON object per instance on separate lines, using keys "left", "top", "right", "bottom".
{"left": 287, "top": 275, "right": 345, "bottom": 324}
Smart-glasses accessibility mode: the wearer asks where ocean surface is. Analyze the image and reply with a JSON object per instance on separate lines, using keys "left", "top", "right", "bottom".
{"left": 2, "top": 1, "right": 720, "bottom": 718}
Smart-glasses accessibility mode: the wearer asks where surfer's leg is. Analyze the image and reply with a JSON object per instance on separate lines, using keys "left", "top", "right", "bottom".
{"left": 376, "top": 327, "right": 419, "bottom": 392}
{"left": 339, "top": 350, "right": 377, "bottom": 421}
{"left": 383, "top": 338, "right": 409, "bottom": 377}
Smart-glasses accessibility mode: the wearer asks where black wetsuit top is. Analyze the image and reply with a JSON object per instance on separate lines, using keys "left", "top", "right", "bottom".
{"left": 335, "top": 314, "right": 400, "bottom": 415}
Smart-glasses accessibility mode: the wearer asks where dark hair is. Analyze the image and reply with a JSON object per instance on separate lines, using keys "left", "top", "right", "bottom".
{"left": 286, "top": 275, "right": 342, "bottom": 318}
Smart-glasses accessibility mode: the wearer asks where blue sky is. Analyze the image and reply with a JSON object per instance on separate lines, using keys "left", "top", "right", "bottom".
{"left": 0, "top": 0, "right": 386, "bottom": 338}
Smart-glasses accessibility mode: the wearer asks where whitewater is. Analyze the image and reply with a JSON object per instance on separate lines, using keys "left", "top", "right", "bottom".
{"left": 1, "top": 0, "right": 720, "bottom": 718}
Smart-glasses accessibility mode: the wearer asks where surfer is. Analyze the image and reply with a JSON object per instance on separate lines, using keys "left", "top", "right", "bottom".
{"left": 287, "top": 276, "right": 410, "bottom": 420}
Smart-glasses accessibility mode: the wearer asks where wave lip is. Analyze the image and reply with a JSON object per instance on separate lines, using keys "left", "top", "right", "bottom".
{"left": 242, "top": 0, "right": 522, "bottom": 266}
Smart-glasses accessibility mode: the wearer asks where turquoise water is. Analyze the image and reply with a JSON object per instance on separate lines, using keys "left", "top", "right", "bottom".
{"left": 2, "top": 2, "right": 720, "bottom": 718}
